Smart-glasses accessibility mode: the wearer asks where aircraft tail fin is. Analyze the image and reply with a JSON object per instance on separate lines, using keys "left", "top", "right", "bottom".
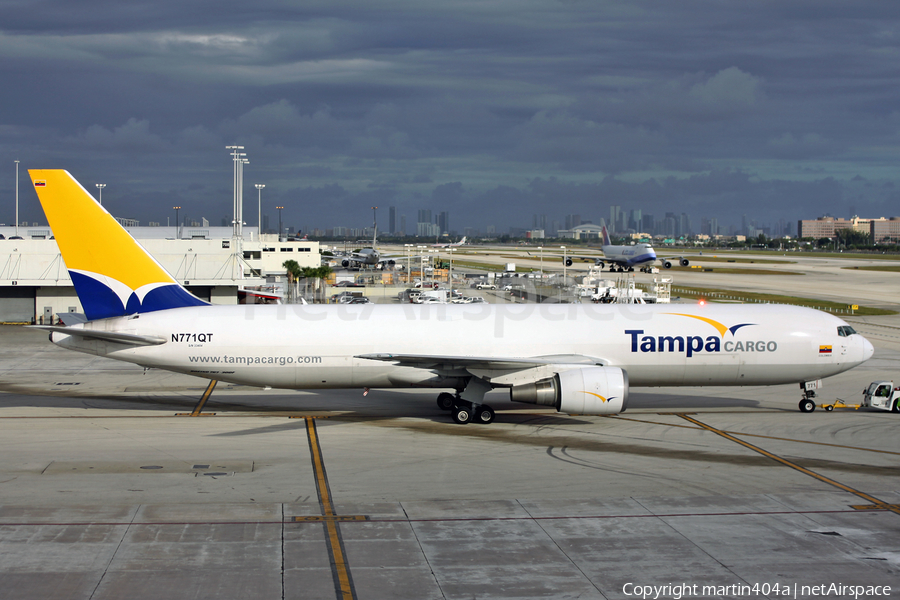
{"left": 602, "top": 225, "right": 611, "bottom": 246}
{"left": 29, "top": 170, "right": 207, "bottom": 321}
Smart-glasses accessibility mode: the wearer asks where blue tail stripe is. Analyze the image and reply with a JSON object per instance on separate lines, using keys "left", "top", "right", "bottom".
{"left": 70, "top": 270, "right": 206, "bottom": 320}
{"left": 141, "top": 285, "right": 207, "bottom": 313}
{"left": 70, "top": 271, "right": 127, "bottom": 321}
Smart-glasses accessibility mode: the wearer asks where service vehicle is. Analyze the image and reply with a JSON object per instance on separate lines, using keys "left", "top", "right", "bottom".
{"left": 861, "top": 380, "right": 900, "bottom": 412}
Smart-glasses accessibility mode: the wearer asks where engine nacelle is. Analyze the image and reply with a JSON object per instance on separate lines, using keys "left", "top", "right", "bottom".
{"left": 509, "top": 367, "right": 628, "bottom": 415}
{"left": 663, "top": 260, "right": 673, "bottom": 269}
{"left": 564, "top": 258, "right": 573, "bottom": 267}
{"left": 594, "top": 259, "right": 605, "bottom": 268}
{"left": 341, "top": 258, "right": 351, "bottom": 268}
{"left": 679, "top": 257, "right": 689, "bottom": 267}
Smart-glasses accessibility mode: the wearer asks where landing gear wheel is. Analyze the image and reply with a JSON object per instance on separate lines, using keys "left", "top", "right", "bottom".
{"left": 436, "top": 392, "right": 456, "bottom": 411}
{"left": 893, "top": 400, "right": 900, "bottom": 414}
{"left": 451, "top": 405, "right": 472, "bottom": 424}
{"left": 474, "top": 405, "right": 495, "bottom": 424}
{"left": 799, "top": 399, "right": 816, "bottom": 413}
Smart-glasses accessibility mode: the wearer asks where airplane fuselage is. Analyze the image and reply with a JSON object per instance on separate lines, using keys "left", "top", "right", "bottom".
{"left": 51, "top": 303, "right": 872, "bottom": 391}
{"left": 601, "top": 244, "right": 658, "bottom": 268}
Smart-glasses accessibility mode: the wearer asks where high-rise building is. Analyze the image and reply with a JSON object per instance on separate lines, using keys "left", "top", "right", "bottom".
{"left": 417, "top": 222, "right": 440, "bottom": 237}
{"left": 609, "top": 206, "right": 621, "bottom": 232}
{"left": 565, "top": 214, "right": 581, "bottom": 230}
{"left": 417, "top": 209, "right": 432, "bottom": 227}
{"left": 663, "top": 213, "right": 677, "bottom": 237}
{"left": 389, "top": 206, "right": 396, "bottom": 235}
{"left": 680, "top": 213, "right": 691, "bottom": 237}
{"left": 399, "top": 215, "right": 406, "bottom": 236}
{"left": 629, "top": 209, "right": 642, "bottom": 231}
{"left": 642, "top": 214, "right": 654, "bottom": 234}
{"left": 437, "top": 211, "right": 449, "bottom": 234}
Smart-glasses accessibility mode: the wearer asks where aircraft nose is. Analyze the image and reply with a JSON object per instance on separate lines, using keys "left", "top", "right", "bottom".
{"left": 861, "top": 336, "right": 874, "bottom": 362}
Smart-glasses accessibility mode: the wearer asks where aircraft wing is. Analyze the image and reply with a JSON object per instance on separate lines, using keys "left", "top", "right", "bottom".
{"left": 29, "top": 326, "right": 167, "bottom": 347}
{"left": 559, "top": 254, "right": 609, "bottom": 267}
{"left": 356, "top": 353, "right": 606, "bottom": 384}
{"left": 358, "top": 353, "right": 550, "bottom": 369}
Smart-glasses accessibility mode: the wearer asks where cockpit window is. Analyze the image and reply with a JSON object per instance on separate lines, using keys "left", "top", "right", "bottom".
{"left": 837, "top": 326, "right": 857, "bottom": 337}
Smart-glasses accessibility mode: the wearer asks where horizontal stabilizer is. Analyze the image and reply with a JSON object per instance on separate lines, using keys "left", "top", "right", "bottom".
{"left": 29, "top": 326, "right": 167, "bottom": 347}
{"left": 57, "top": 313, "right": 88, "bottom": 326}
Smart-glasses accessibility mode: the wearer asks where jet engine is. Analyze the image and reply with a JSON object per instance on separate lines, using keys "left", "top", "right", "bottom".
{"left": 509, "top": 367, "right": 628, "bottom": 415}
{"left": 564, "top": 257, "right": 573, "bottom": 267}
{"left": 341, "top": 258, "right": 351, "bottom": 268}
{"left": 662, "top": 258, "right": 689, "bottom": 269}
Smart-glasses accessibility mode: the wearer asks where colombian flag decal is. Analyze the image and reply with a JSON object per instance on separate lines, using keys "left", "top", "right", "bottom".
{"left": 33, "top": 180, "right": 46, "bottom": 187}
{"left": 819, "top": 345, "right": 832, "bottom": 354}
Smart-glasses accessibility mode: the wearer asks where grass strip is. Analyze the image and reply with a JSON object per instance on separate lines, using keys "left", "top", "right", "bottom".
{"left": 672, "top": 286, "right": 895, "bottom": 316}
{"left": 841, "top": 265, "right": 900, "bottom": 273}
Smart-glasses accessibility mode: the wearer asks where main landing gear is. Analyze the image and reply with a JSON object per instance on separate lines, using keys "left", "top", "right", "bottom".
{"left": 436, "top": 393, "right": 495, "bottom": 424}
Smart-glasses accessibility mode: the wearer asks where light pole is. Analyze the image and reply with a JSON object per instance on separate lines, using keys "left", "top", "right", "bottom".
{"left": 538, "top": 245, "right": 543, "bottom": 277}
{"left": 371, "top": 206, "right": 378, "bottom": 245}
{"left": 173, "top": 206, "right": 181, "bottom": 238}
{"left": 276, "top": 206, "right": 284, "bottom": 241}
{"left": 417, "top": 245, "right": 425, "bottom": 285}
{"left": 561, "top": 245, "right": 567, "bottom": 296}
{"left": 14, "top": 160, "right": 19, "bottom": 237}
{"left": 448, "top": 247, "right": 454, "bottom": 287}
{"left": 431, "top": 250, "right": 438, "bottom": 287}
{"left": 255, "top": 184, "right": 265, "bottom": 238}
{"left": 226, "top": 146, "right": 247, "bottom": 240}
{"left": 95, "top": 183, "right": 106, "bottom": 206}
{"left": 404, "top": 244, "right": 412, "bottom": 284}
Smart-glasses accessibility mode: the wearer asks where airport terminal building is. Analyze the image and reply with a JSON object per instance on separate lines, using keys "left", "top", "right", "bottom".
{"left": 798, "top": 216, "right": 900, "bottom": 242}
{"left": 0, "top": 225, "right": 320, "bottom": 323}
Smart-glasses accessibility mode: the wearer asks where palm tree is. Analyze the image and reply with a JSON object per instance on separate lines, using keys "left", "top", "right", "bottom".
{"left": 300, "top": 265, "right": 333, "bottom": 301}
{"left": 283, "top": 260, "right": 302, "bottom": 302}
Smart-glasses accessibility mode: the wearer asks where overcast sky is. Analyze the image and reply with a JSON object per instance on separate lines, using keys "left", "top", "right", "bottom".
{"left": 2, "top": 1, "right": 899, "bottom": 234}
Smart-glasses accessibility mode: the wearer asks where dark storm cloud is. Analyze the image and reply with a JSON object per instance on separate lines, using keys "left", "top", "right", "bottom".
{"left": 2, "top": 1, "right": 900, "bottom": 231}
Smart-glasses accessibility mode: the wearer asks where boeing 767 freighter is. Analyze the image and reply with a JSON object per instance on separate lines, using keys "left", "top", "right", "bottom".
{"left": 28, "top": 170, "right": 873, "bottom": 424}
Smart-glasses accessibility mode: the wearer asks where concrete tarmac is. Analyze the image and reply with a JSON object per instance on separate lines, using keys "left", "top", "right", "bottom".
{"left": 1, "top": 258, "right": 899, "bottom": 599}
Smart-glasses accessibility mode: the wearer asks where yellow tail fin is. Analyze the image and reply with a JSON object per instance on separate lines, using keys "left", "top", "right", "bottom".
{"left": 30, "top": 169, "right": 206, "bottom": 320}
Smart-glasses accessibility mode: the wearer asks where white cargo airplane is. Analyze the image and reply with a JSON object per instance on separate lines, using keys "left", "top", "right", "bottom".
{"left": 29, "top": 170, "right": 873, "bottom": 423}
{"left": 565, "top": 226, "right": 689, "bottom": 272}
{"left": 432, "top": 236, "right": 467, "bottom": 248}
